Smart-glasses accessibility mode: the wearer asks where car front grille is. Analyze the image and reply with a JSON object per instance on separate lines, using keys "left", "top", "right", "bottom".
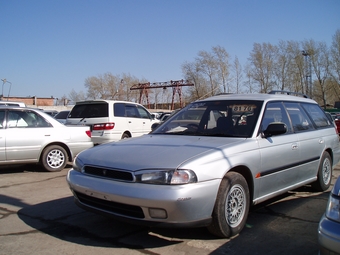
{"left": 83, "top": 166, "right": 134, "bottom": 181}
{"left": 74, "top": 191, "right": 144, "bottom": 219}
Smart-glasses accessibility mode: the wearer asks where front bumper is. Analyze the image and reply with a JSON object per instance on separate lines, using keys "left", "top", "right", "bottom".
{"left": 67, "top": 169, "right": 221, "bottom": 227}
{"left": 318, "top": 214, "right": 340, "bottom": 255}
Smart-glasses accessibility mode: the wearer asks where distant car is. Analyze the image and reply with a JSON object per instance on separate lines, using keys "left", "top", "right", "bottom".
{"left": 0, "top": 106, "right": 93, "bottom": 172}
{"left": 318, "top": 175, "right": 340, "bottom": 255}
{"left": 325, "top": 112, "right": 340, "bottom": 135}
{"left": 44, "top": 110, "right": 59, "bottom": 117}
{"left": 67, "top": 91, "right": 340, "bottom": 238}
{"left": 0, "top": 100, "right": 26, "bottom": 107}
{"left": 65, "top": 100, "right": 159, "bottom": 144}
{"left": 54, "top": 110, "right": 70, "bottom": 124}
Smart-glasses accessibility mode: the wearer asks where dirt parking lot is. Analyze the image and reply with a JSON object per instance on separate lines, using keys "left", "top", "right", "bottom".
{"left": 1, "top": 163, "right": 339, "bottom": 255}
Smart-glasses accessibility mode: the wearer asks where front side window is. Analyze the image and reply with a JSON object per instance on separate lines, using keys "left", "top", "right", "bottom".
{"left": 261, "top": 102, "right": 292, "bottom": 133}
{"left": 137, "top": 106, "right": 151, "bottom": 119}
{"left": 152, "top": 100, "right": 263, "bottom": 137}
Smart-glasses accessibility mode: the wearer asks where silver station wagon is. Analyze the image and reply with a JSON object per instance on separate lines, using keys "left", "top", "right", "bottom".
{"left": 67, "top": 92, "right": 340, "bottom": 238}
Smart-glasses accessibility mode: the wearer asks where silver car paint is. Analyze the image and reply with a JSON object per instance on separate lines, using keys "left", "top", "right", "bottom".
{"left": 67, "top": 93, "right": 340, "bottom": 228}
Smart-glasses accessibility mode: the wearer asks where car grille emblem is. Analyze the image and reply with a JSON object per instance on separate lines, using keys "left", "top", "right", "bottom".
{"left": 102, "top": 169, "right": 107, "bottom": 176}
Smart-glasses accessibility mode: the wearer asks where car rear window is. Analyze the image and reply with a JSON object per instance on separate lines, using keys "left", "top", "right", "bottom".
{"left": 68, "top": 103, "right": 108, "bottom": 118}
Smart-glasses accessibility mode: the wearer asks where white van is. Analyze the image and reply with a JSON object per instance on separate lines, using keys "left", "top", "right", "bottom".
{"left": 65, "top": 100, "right": 158, "bottom": 144}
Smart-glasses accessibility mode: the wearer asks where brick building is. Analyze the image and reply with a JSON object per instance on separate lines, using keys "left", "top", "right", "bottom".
{"left": 0, "top": 96, "right": 55, "bottom": 106}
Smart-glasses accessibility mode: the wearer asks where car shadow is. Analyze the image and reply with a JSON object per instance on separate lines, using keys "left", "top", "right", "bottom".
{"left": 12, "top": 186, "right": 330, "bottom": 253}
{"left": 0, "top": 163, "right": 73, "bottom": 174}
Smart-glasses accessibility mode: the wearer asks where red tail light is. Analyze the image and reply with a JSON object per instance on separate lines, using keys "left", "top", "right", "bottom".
{"left": 85, "top": 130, "right": 91, "bottom": 137}
{"left": 93, "top": 123, "right": 115, "bottom": 131}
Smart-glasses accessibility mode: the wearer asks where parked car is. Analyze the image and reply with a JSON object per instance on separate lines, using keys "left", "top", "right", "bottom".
{"left": 0, "top": 106, "right": 93, "bottom": 172}
{"left": 0, "top": 100, "right": 26, "bottom": 107}
{"left": 67, "top": 91, "right": 340, "bottom": 238}
{"left": 318, "top": 175, "right": 340, "bottom": 255}
{"left": 54, "top": 110, "right": 70, "bottom": 124}
{"left": 65, "top": 100, "right": 159, "bottom": 144}
{"left": 44, "top": 110, "right": 59, "bottom": 117}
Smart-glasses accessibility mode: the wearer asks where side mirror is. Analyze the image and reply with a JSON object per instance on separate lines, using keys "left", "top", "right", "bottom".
{"left": 151, "top": 123, "right": 160, "bottom": 131}
{"left": 262, "top": 122, "right": 287, "bottom": 138}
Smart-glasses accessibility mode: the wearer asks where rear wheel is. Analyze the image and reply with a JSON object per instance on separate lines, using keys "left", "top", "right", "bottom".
{"left": 312, "top": 151, "right": 332, "bottom": 191}
{"left": 208, "top": 172, "right": 250, "bottom": 238}
{"left": 41, "top": 145, "right": 68, "bottom": 172}
{"left": 121, "top": 133, "right": 130, "bottom": 139}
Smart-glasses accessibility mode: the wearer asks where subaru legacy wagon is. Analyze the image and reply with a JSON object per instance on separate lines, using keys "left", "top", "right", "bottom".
{"left": 67, "top": 92, "right": 340, "bottom": 238}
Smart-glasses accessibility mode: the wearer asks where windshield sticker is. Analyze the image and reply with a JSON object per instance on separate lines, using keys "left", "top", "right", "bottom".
{"left": 231, "top": 105, "right": 257, "bottom": 113}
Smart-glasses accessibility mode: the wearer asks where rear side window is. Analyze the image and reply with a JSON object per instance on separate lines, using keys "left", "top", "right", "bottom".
{"left": 114, "top": 103, "right": 125, "bottom": 117}
{"left": 301, "top": 103, "right": 332, "bottom": 128}
{"left": 69, "top": 103, "right": 108, "bottom": 118}
{"left": 284, "top": 102, "right": 314, "bottom": 132}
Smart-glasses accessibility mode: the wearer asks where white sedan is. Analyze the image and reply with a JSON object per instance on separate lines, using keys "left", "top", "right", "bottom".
{"left": 0, "top": 106, "right": 93, "bottom": 172}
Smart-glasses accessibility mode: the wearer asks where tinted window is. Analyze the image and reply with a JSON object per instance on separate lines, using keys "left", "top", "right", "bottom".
{"left": 284, "top": 102, "right": 314, "bottom": 132}
{"left": 301, "top": 103, "right": 331, "bottom": 128}
{"left": 125, "top": 104, "right": 139, "bottom": 117}
{"left": 69, "top": 103, "right": 108, "bottom": 118}
{"left": 137, "top": 106, "right": 151, "bottom": 119}
{"left": 114, "top": 103, "right": 125, "bottom": 117}
{"left": 262, "top": 101, "right": 291, "bottom": 133}
{"left": 0, "top": 110, "right": 5, "bottom": 128}
{"left": 54, "top": 111, "right": 70, "bottom": 119}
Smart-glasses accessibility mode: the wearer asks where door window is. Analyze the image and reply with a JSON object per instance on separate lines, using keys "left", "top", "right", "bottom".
{"left": 284, "top": 102, "right": 314, "bottom": 132}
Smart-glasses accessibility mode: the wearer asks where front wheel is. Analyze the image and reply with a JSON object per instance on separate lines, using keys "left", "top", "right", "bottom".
{"left": 208, "top": 172, "right": 250, "bottom": 238}
{"left": 41, "top": 145, "right": 68, "bottom": 172}
{"left": 312, "top": 151, "right": 332, "bottom": 191}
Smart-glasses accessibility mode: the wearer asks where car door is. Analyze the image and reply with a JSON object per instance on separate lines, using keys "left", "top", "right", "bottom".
{"left": 125, "top": 104, "right": 144, "bottom": 137}
{"left": 289, "top": 102, "right": 332, "bottom": 182}
{"left": 136, "top": 105, "right": 154, "bottom": 133}
{"left": 257, "top": 101, "right": 300, "bottom": 199}
{"left": 5, "top": 109, "right": 50, "bottom": 161}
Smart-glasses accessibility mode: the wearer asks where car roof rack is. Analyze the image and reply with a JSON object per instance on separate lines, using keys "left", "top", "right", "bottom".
{"left": 268, "top": 90, "right": 309, "bottom": 98}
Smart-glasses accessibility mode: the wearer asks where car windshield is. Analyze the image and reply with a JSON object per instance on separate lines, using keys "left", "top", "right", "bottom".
{"left": 152, "top": 100, "right": 263, "bottom": 137}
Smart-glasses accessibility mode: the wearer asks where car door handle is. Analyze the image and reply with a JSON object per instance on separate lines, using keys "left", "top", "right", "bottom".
{"left": 292, "top": 143, "right": 298, "bottom": 150}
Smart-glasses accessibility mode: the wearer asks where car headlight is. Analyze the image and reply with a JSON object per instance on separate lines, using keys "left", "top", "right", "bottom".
{"left": 72, "top": 156, "right": 84, "bottom": 172}
{"left": 325, "top": 194, "right": 340, "bottom": 223}
{"left": 135, "top": 169, "right": 197, "bottom": 185}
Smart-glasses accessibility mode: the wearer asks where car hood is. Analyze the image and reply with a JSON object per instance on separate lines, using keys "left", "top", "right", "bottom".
{"left": 77, "top": 134, "right": 245, "bottom": 171}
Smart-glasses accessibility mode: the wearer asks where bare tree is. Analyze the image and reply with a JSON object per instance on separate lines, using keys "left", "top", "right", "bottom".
{"left": 232, "top": 56, "right": 243, "bottom": 93}
{"left": 182, "top": 61, "right": 209, "bottom": 101}
{"left": 248, "top": 43, "right": 277, "bottom": 93}
{"left": 302, "top": 40, "right": 331, "bottom": 107}
{"left": 68, "top": 89, "right": 86, "bottom": 103}
{"left": 212, "top": 45, "right": 230, "bottom": 93}
{"left": 331, "top": 29, "right": 340, "bottom": 87}
{"left": 197, "top": 50, "right": 219, "bottom": 96}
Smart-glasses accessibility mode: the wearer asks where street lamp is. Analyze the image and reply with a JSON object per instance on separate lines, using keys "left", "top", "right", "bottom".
{"left": 302, "top": 50, "right": 312, "bottom": 98}
{"left": 1, "top": 79, "right": 12, "bottom": 100}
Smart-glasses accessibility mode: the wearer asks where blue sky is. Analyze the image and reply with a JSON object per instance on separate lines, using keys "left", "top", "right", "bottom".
{"left": 1, "top": 0, "right": 339, "bottom": 99}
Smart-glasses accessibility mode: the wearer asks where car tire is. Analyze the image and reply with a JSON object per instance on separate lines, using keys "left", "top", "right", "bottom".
{"left": 207, "top": 172, "right": 250, "bottom": 238}
{"left": 121, "top": 133, "right": 130, "bottom": 139}
{"left": 41, "top": 145, "right": 68, "bottom": 172}
{"left": 312, "top": 151, "right": 332, "bottom": 191}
